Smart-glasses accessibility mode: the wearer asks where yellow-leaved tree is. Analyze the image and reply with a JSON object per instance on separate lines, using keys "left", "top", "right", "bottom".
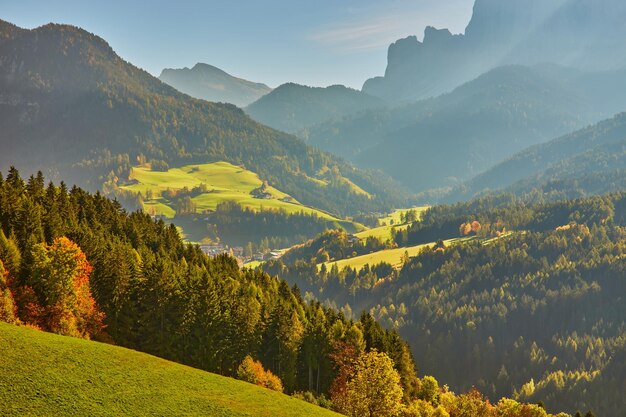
{"left": 340, "top": 349, "right": 404, "bottom": 417}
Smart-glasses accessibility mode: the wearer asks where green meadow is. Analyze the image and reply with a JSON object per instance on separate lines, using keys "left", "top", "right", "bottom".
{"left": 322, "top": 238, "right": 465, "bottom": 272}
{"left": 354, "top": 207, "right": 429, "bottom": 242}
{"left": 0, "top": 323, "right": 341, "bottom": 417}
{"left": 120, "top": 161, "right": 362, "bottom": 233}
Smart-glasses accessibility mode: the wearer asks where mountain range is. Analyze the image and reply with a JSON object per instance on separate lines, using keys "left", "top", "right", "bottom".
{"left": 306, "top": 64, "right": 626, "bottom": 193}
{"left": 363, "top": 0, "right": 626, "bottom": 103}
{"left": 453, "top": 112, "right": 626, "bottom": 202}
{"left": 245, "top": 83, "right": 385, "bottom": 135}
{"left": 0, "top": 19, "right": 405, "bottom": 217}
{"left": 159, "top": 63, "right": 271, "bottom": 107}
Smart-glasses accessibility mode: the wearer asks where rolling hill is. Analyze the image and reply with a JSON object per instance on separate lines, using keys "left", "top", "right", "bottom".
{"left": 0, "top": 322, "right": 340, "bottom": 417}
{"left": 307, "top": 65, "right": 626, "bottom": 193}
{"left": 453, "top": 112, "right": 626, "bottom": 201}
{"left": 0, "top": 19, "right": 405, "bottom": 217}
{"left": 118, "top": 161, "right": 363, "bottom": 245}
{"left": 245, "top": 83, "right": 385, "bottom": 134}
{"left": 159, "top": 63, "right": 272, "bottom": 107}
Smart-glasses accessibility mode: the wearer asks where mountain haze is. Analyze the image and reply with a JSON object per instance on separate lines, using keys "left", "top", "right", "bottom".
{"left": 159, "top": 63, "right": 272, "bottom": 107}
{"left": 454, "top": 112, "right": 626, "bottom": 201}
{"left": 308, "top": 64, "right": 626, "bottom": 193}
{"left": 363, "top": 0, "right": 626, "bottom": 102}
{"left": 246, "top": 83, "right": 385, "bottom": 134}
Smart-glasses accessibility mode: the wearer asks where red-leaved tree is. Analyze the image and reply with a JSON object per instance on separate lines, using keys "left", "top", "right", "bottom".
{"left": 29, "top": 237, "right": 105, "bottom": 339}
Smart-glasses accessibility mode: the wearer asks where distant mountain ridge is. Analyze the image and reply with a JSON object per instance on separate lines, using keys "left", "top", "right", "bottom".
{"left": 363, "top": 0, "right": 626, "bottom": 102}
{"left": 452, "top": 112, "right": 626, "bottom": 201}
{"left": 308, "top": 64, "right": 626, "bottom": 193}
{"left": 159, "top": 63, "right": 271, "bottom": 107}
{"left": 245, "top": 83, "right": 385, "bottom": 134}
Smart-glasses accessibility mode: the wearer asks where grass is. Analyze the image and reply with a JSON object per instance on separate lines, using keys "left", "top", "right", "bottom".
{"left": 377, "top": 207, "right": 429, "bottom": 227}
{"left": 321, "top": 238, "right": 467, "bottom": 272}
{"left": 355, "top": 207, "right": 429, "bottom": 242}
{"left": 0, "top": 323, "right": 341, "bottom": 417}
{"left": 120, "top": 162, "right": 363, "bottom": 237}
{"left": 354, "top": 223, "right": 410, "bottom": 242}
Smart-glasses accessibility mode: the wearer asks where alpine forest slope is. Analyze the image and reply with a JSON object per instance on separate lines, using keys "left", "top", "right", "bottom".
{"left": 454, "top": 112, "right": 626, "bottom": 202}
{"left": 0, "top": 169, "right": 572, "bottom": 417}
{"left": 159, "top": 63, "right": 272, "bottom": 108}
{"left": 307, "top": 64, "right": 626, "bottom": 193}
{"left": 363, "top": 0, "right": 626, "bottom": 103}
{"left": 0, "top": 168, "right": 416, "bottom": 411}
{"left": 264, "top": 192, "right": 626, "bottom": 416}
{"left": 245, "top": 83, "right": 385, "bottom": 135}
{"left": 0, "top": 323, "right": 341, "bottom": 417}
{"left": 0, "top": 19, "right": 406, "bottom": 217}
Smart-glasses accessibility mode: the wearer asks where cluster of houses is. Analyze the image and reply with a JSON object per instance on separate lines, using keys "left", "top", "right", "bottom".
{"left": 198, "top": 244, "right": 282, "bottom": 266}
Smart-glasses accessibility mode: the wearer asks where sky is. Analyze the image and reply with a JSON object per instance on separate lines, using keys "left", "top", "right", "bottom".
{"left": 1, "top": 0, "right": 474, "bottom": 89}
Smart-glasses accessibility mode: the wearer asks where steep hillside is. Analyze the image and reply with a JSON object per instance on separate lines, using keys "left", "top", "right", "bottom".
{"left": 0, "top": 19, "right": 405, "bottom": 216}
{"left": 0, "top": 323, "right": 340, "bottom": 417}
{"left": 246, "top": 83, "right": 385, "bottom": 134}
{"left": 363, "top": 0, "right": 626, "bottom": 103}
{"left": 308, "top": 65, "right": 626, "bottom": 192}
{"left": 454, "top": 112, "right": 626, "bottom": 201}
{"left": 159, "top": 63, "right": 271, "bottom": 107}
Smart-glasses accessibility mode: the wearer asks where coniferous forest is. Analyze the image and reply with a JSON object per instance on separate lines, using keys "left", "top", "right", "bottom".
{"left": 3, "top": 1, "right": 626, "bottom": 415}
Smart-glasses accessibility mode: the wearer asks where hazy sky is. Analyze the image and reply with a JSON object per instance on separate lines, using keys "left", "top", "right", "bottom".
{"left": 2, "top": 0, "right": 474, "bottom": 88}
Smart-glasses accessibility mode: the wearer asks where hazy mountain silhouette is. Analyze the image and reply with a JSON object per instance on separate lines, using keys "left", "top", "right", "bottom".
{"left": 159, "top": 63, "right": 271, "bottom": 107}
{"left": 245, "top": 83, "right": 385, "bottom": 134}
{"left": 363, "top": 0, "right": 626, "bottom": 103}
{"left": 452, "top": 112, "right": 626, "bottom": 201}
{"left": 308, "top": 64, "right": 626, "bottom": 193}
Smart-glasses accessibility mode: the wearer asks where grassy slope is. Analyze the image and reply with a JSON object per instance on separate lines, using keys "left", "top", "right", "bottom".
{"left": 354, "top": 224, "right": 410, "bottom": 241}
{"left": 0, "top": 323, "right": 341, "bottom": 417}
{"left": 355, "top": 207, "right": 429, "bottom": 242}
{"left": 122, "top": 162, "right": 362, "bottom": 231}
{"left": 322, "top": 238, "right": 466, "bottom": 271}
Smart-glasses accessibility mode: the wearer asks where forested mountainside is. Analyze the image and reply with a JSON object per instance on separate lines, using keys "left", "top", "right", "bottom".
{"left": 307, "top": 65, "right": 626, "bottom": 192}
{"left": 363, "top": 0, "right": 626, "bottom": 102}
{"left": 0, "top": 168, "right": 414, "bottom": 399}
{"left": 0, "top": 168, "right": 575, "bottom": 417}
{"left": 264, "top": 192, "right": 626, "bottom": 415}
{"left": 245, "top": 83, "right": 385, "bottom": 135}
{"left": 159, "top": 63, "right": 272, "bottom": 107}
{"left": 454, "top": 112, "right": 626, "bottom": 202}
{"left": 0, "top": 19, "right": 405, "bottom": 217}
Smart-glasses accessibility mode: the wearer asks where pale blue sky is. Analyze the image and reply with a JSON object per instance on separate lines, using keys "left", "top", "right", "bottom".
{"left": 1, "top": 0, "right": 474, "bottom": 88}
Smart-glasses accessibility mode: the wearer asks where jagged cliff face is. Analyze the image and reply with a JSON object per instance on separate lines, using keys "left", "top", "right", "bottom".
{"left": 363, "top": 0, "right": 626, "bottom": 103}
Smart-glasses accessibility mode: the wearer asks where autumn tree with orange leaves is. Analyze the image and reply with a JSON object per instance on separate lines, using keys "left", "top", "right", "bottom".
{"left": 28, "top": 237, "right": 105, "bottom": 339}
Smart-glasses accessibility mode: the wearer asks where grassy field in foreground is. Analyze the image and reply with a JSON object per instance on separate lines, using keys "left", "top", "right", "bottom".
{"left": 0, "top": 323, "right": 341, "bottom": 417}
{"left": 322, "top": 238, "right": 466, "bottom": 271}
{"left": 120, "top": 162, "right": 362, "bottom": 233}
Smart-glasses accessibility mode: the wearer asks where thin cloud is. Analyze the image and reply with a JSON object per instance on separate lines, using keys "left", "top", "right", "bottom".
{"left": 309, "top": 14, "right": 418, "bottom": 52}
{"left": 308, "top": 2, "right": 473, "bottom": 53}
